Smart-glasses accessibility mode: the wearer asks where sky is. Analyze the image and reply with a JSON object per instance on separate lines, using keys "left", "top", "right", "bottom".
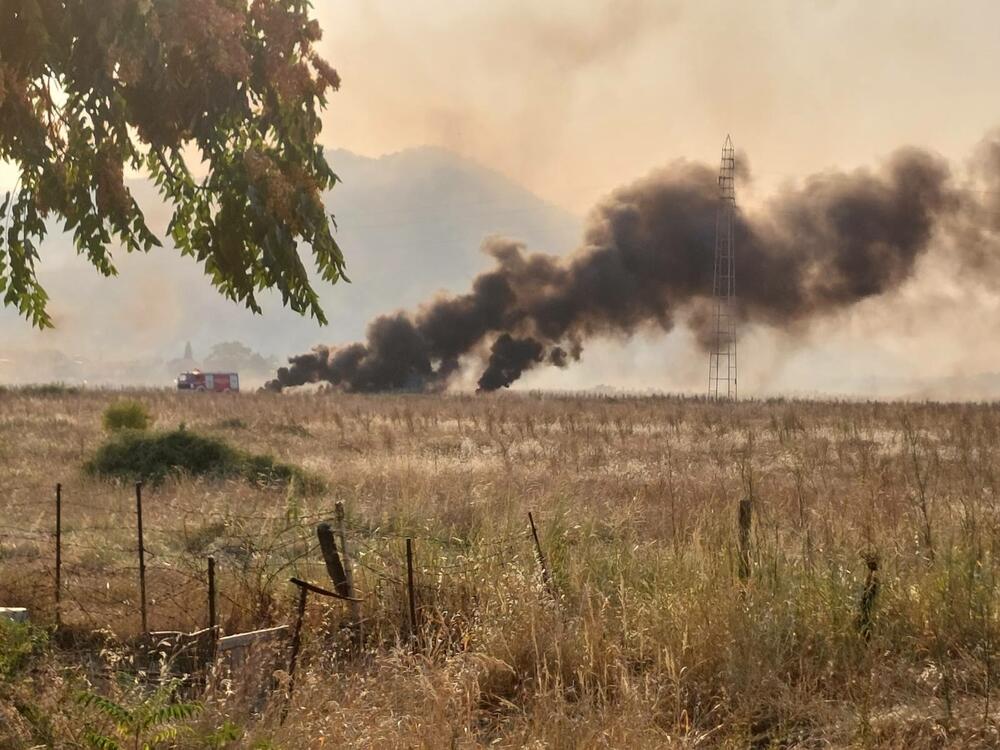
{"left": 5, "top": 1, "right": 997, "bottom": 205}
{"left": 314, "top": 0, "right": 1000, "bottom": 213}
{"left": 273, "top": 0, "right": 1000, "bottom": 395}
{"left": 5, "top": 0, "right": 1000, "bottom": 396}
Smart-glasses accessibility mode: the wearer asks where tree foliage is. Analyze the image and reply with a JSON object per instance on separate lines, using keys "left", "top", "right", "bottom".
{"left": 0, "top": 0, "right": 344, "bottom": 327}
{"left": 77, "top": 681, "right": 202, "bottom": 750}
{"left": 204, "top": 339, "right": 276, "bottom": 371}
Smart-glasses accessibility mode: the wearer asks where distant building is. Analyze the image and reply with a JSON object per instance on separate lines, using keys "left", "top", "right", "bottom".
{"left": 165, "top": 341, "right": 199, "bottom": 380}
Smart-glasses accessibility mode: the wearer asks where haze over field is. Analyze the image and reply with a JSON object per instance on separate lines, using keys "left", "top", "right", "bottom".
{"left": 0, "top": 149, "right": 580, "bottom": 387}
{"left": 5, "top": 1, "right": 1000, "bottom": 397}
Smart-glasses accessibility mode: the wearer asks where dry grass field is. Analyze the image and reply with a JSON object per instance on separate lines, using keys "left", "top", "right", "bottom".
{"left": 2, "top": 387, "right": 1000, "bottom": 748}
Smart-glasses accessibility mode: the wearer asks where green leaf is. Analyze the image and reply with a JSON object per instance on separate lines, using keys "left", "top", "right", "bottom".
{"left": 0, "top": 0, "right": 345, "bottom": 326}
{"left": 82, "top": 730, "right": 122, "bottom": 750}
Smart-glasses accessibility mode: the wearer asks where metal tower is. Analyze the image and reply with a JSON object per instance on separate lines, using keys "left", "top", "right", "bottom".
{"left": 708, "top": 135, "right": 737, "bottom": 399}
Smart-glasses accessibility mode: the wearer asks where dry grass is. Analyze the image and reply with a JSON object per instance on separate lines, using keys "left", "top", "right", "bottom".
{"left": 2, "top": 387, "right": 1000, "bottom": 748}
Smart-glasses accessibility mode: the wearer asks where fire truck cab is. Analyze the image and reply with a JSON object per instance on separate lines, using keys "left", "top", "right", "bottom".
{"left": 176, "top": 370, "right": 239, "bottom": 392}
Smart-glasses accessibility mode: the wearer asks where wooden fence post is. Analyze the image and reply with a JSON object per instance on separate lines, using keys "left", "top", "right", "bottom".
{"left": 135, "top": 481, "right": 148, "bottom": 634}
{"left": 405, "top": 538, "right": 418, "bottom": 643}
{"left": 54, "top": 483, "right": 62, "bottom": 628}
{"left": 528, "top": 511, "right": 555, "bottom": 599}
{"left": 283, "top": 583, "right": 309, "bottom": 723}
{"left": 335, "top": 502, "right": 362, "bottom": 644}
{"left": 737, "top": 497, "right": 753, "bottom": 582}
{"left": 316, "top": 523, "right": 349, "bottom": 597}
{"left": 857, "top": 552, "right": 880, "bottom": 642}
{"left": 207, "top": 556, "right": 217, "bottom": 658}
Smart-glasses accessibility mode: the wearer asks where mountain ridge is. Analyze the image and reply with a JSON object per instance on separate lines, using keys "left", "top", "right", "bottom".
{"left": 0, "top": 146, "right": 582, "bottom": 385}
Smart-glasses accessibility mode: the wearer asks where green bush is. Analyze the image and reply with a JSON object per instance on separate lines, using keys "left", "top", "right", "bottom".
{"left": 85, "top": 428, "right": 321, "bottom": 492}
{"left": 102, "top": 400, "right": 153, "bottom": 432}
{"left": 77, "top": 680, "right": 202, "bottom": 750}
{"left": 0, "top": 619, "right": 48, "bottom": 680}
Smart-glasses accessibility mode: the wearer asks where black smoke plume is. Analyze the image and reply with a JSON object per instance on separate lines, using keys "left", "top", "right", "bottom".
{"left": 477, "top": 334, "right": 544, "bottom": 391}
{"left": 266, "top": 134, "right": 1000, "bottom": 393}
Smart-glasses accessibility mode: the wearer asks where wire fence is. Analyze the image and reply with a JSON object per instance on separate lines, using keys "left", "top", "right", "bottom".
{"left": 0, "top": 482, "right": 542, "bottom": 640}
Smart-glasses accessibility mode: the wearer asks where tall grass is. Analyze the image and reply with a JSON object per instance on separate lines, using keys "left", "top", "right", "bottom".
{"left": 1, "top": 390, "right": 999, "bottom": 747}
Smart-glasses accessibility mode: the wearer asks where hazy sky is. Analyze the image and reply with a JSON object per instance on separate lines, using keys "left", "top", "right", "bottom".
{"left": 4, "top": 2, "right": 996, "bottom": 203}
{"left": 316, "top": 0, "right": 1000, "bottom": 212}
{"left": 311, "top": 0, "right": 1000, "bottom": 396}
{"left": 5, "top": 1, "right": 1000, "bottom": 396}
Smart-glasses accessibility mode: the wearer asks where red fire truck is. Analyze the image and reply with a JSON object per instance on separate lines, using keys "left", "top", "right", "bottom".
{"left": 176, "top": 370, "right": 240, "bottom": 392}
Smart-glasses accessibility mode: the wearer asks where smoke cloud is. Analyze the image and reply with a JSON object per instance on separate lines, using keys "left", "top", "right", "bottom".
{"left": 267, "top": 135, "right": 999, "bottom": 393}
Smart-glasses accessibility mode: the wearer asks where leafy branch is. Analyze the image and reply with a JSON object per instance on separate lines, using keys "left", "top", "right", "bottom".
{"left": 0, "top": 0, "right": 345, "bottom": 327}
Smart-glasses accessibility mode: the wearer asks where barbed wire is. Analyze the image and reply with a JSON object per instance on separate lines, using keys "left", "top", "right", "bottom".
{"left": 0, "top": 528, "right": 51, "bottom": 540}
{"left": 2, "top": 484, "right": 546, "bottom": 635}
{"left": 1, "top": 499, "right": 57, "bottom": 510}
{"left": 62, "top": 589, "right": 109, "bottom": 627}
{"left": 3, "top": 491, "right": 533, "bottom": 544}
{"left": 3, "top": 520, "right": 527, "bottom": 561}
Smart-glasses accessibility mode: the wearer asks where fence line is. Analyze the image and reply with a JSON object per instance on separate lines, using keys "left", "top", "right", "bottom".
{"left": 2, "top": 483, "right": 559, "bottom": 650}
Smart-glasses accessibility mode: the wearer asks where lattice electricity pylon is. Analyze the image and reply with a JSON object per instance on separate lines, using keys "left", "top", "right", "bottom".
{"left": 707, "top": 135, "right": 738, "bottom": 400}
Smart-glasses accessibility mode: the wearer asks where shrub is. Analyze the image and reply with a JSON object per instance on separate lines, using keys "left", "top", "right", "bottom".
{"left": 102, "top": 400, "right": 153, "bottom": 432}
{"left": 85, "top": 428, "right": 321, "bottom": 492}
{"left": 0, "top": 619, "right": 48, "bottom": 680}
{"left": 77, "top": 680, "right": 202, "bottom": 750}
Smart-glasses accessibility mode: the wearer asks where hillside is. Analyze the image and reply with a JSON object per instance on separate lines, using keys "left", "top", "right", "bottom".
{"left": 0, "top": 148, "right": 580, "bottom": 386}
